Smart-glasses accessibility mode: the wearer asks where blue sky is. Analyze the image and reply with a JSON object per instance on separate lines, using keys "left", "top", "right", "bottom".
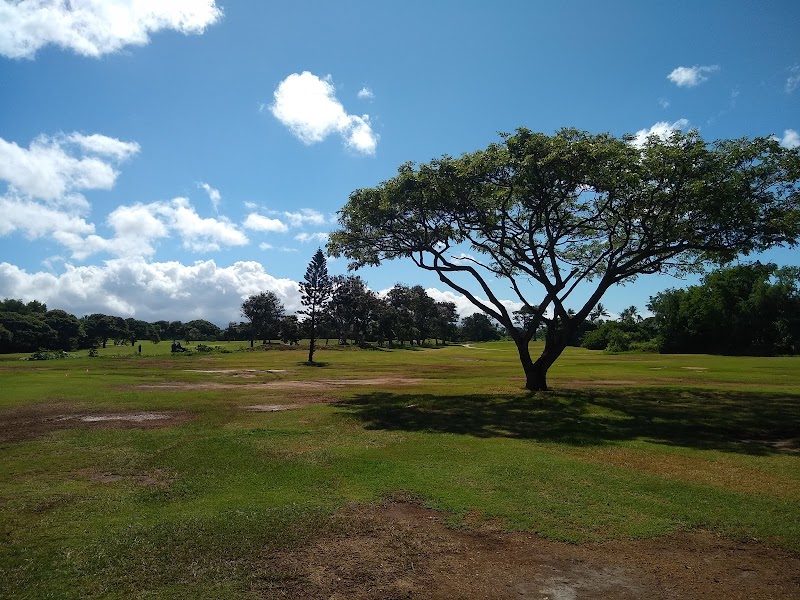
{"left": 1, "top": 0, "right": 798, "bottom": 325}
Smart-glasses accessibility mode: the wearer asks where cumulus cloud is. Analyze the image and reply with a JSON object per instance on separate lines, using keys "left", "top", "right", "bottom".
{"left": 270, "top": 71, "right": 378, "bottom": 155}
{"left": 422, "top": 288, "right": 522, "bottom": 320}
{"left": 243, "top": 213, "right": 289, "bottom": 233}
{"left": 667, "top": 65, "right": 719, "bottom": 87}
{"left": 0, "top": 0, "right": 223, "bottom": 59}
{"left": 357, "top": 86, "right": 374, "bottom": 100}
{"left": 198, "top": 182, "right": 221, "bottom": 211}
{"left": 0, "top": 193, "right": 95, "bottom": 239}
{"left": 283, "top": 208, "right": 326, "bottom": 227}
{"left": 294, "top": 232, "right": 329, "bottom": 243}
{"left": 787, "top": 66, "right": 800, "bottom": 94}
{"left": 0, "top": 258, "right": 301, "bottom": 325}
{"left": 777, "top": 129, "right": 800, "bottom": 149}
{"left": 630, "top": 119, "right": 690, "bottom": 148}
{"left": 46, "top": 198, "right": 248, "bottom": 260}
{"left": 0, "top": 132, "right": 138, "bottom": 203}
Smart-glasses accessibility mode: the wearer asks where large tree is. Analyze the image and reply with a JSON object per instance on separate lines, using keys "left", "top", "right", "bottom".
{"left": 241, "top": 291, "right": 285, "bottom": 346}
{"left": 329, "top": 128, "right": 800, "bottom": 390}
{"left": 299, "top": 249, "right": 333, "bottom": 362}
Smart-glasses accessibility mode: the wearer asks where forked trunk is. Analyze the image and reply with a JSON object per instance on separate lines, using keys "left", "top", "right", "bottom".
{"left": 515, "top": 325, "right": 569, "bottom": 391}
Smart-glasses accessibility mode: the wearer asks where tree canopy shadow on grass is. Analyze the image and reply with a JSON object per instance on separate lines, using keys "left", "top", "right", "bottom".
{"left": 336, "top": 387, "right": 800, "bottom": 455}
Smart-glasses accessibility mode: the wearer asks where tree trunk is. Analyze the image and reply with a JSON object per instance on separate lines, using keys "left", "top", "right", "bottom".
{"left": 515, "top": 325, "right": 569, "bottom": 391}
{"left": 308, "top": 315, "right": 316, "bottom": 363}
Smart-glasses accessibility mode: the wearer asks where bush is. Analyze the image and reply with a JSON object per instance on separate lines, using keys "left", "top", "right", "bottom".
{"left": 631, "top": 339, "right": 661, "bottom": 353}
{"left": 605, "top": 330, "right": 632, "bottom": 353}
{"left": 28, "top": 349, "right": 70, "bottom": 360}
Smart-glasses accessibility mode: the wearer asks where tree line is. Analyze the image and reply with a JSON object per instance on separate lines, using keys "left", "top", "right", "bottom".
{"left": 0, "top": 266, "right": 500, "bottom": 353}
{"left": 2, "top": 262, "right": 797, "bottom": 356}
{"left": 579, "top": 263, "right": 800, "bottom": 356}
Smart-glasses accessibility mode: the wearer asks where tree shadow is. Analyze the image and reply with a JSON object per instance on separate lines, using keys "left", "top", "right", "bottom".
{"left": 336, "top": 387, "right": 800, "bottom": 455}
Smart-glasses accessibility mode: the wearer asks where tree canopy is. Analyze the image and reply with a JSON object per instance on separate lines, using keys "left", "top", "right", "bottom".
{"left": 329, "top": 128, "right": 800, "bottom": 390}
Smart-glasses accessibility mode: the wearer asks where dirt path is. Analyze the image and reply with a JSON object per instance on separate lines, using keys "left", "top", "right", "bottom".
{"left": 135, "top": 377, "right": 434, "bottom": 391}
{"left": 261, "top": 501, "right": 800, "bottom": 599}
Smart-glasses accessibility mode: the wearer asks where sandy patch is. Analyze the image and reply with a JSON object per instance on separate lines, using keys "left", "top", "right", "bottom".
{"left": 68, "top": 412, "right": 172, "bottom": 423}
{"left": 244, "top": 404, "right": 301, "bottom": 412}
{"left": 681, "top": 366, "right": 709, "bottom": 371}
{"left": 259, "top": 501, "right": 800, "bottom": 600}
{"left": 185, "top": 369, "right": 290, "bottom": 373}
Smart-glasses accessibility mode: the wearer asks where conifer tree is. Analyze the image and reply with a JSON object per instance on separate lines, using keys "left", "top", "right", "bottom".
{"left": 299, "top": 248, "right": 333, "bottom": 362}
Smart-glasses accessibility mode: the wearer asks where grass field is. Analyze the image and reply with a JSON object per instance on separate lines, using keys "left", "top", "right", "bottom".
{"left": 1, "top": 341, "right": 799, "bottom": 598}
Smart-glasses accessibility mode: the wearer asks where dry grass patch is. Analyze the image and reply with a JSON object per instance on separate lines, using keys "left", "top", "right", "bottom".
{"left": 258, "top": 501, "right": 800, "bottom": 600}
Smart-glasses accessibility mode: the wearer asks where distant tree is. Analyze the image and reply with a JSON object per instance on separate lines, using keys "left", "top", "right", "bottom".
{"left": 589, "top": 303, "right": 610, "bottom": 324}
{"left": 44, "top": 309, "right": 82, "bottom": 350}
{"left": 386, "top": 284, "right": 414, "bottom": 345}
{"left": 185, "top": 319, "right": 222, "bottom": 341}
{"left": 648, "top": 262, "right": 800, "bottom": 355}
{"left": 461, "top": 313, "right": 501, "bottom": 342}
{"left": 512, "top": 305, "right": 542, "bottom": 341}
{"left": 241, "top": 291, "right": 285, "bottom": 346}
{"left": 330, "top": 128, "right": 800, "bottom": 390}
{"left": 0, "top": 298, "right": 47, "bottom": 315}
{"left": 432, "top": 301, "right": 458, "bottom": 345}
{"left": 408, "top": 285, "right": 437, "bottom": 345}
{"left": 84, "top": 313, "right": 116, "bottom": 348}
{"left": 280, "top": 315, "right": 301, "bottom": 345}
{"left": 329, "top": 274, "right": 374, "bottom": 345}
{"left": 0, "top": 311, "right": 57, "bottom": 352}
{"left": 299, "top": 249, "right": 333, "bottom": 362}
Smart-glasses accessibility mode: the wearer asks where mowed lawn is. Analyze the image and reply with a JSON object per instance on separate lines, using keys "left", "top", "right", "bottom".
{"left": 1, "top": 342, "right": 799, "bottom": 598}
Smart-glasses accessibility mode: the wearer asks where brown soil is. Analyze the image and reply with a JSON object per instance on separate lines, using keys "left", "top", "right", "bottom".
{"left": 260, "top": 501, "right": 800, "bottom": 600}
{"left": 245, "top": 404, "right": 302, "bottom": 412}
{"left": 137, "top": 377, "right": 434, "bottom": 391}
{"left": 0, "top": 405, "right": 192, "bottom": 442}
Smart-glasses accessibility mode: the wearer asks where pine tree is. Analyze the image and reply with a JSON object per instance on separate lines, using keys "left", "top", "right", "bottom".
{"left": 299, "top": 249, "right": 333, "bottom": 362}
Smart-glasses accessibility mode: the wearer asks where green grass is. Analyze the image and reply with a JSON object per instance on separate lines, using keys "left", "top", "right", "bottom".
{"left": 1, "top": 342, "right": 799, "bottom": 598}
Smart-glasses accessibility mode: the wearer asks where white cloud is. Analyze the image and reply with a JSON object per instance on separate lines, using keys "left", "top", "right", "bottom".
{"left": 658, "top": 98, "right": 670, "bottom": 109}
{"left": 270, "top": 71, "right": 379, "bottom": 155}
{"left": 294, "top": 232, "right": 329, "bottom": 243}
{"left": 243, "top": 201, "right": 258, "bottom": 210}
{"left": 45, "top": 198, "right": 248, "bottom": 260}
{"left": 630, "top": 119, "right": 690, "bottom": 148}
{"left": 357, "top": 86, "right": 374, "bottom": 100}
{"left": 778, "top": 129, "right": 800, "bottom": 149}
{"left": 283, "top": 208, "right": 326, "bottom": 227}
{"left": 0, "top": 0, "right": 223, "bottom": 59}
{"left": 0, "top": 133, "right": 137, "bottom": 203}
{"left": 159, "top": 198, "right": 248, "bottom": 252}
{"left": 787, "top": 66, "right": 800, "bottom": 94}
{"left": 258, "top": 242, "right": 273, "bottom": 250}
{"left": 0, "top": 258, "right": 301, "bottom": 325}
{"left": 0, "top": 193, "right": 95, "bottom": 238}
{"left": 667, "top": 65, "right": 719, "bottom": 87}
{"left": 198, "top": 182, "right": 221, "bottom": 212}
{"left": 243, "top": 213, "right": 289, "bottom": 233}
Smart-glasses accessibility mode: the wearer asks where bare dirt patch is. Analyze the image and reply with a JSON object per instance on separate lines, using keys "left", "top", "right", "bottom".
{"left": 260, "top": 501, "right": 800, "bottom": 600}
{"left": 244, "top": 404, "right": 302, "bottom": 412}
{"left": 0, "top": 405, "right": 192, "bottom": 442}
{"left": 137, "top": 377, "right": 434, "bottom": 392}
{"left": 681, "top": 366, "right": 709, "bottom": 371}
